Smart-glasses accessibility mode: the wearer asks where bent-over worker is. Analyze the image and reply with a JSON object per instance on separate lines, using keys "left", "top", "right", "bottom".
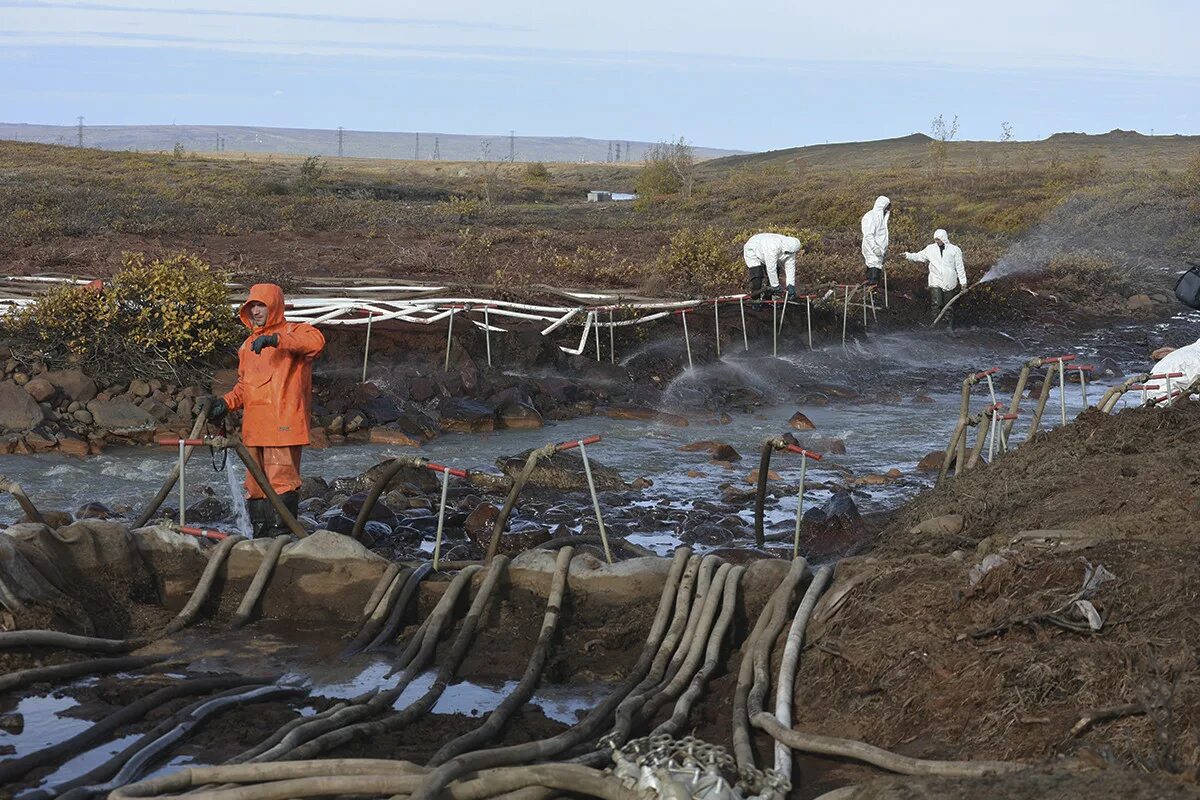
{"left": 743, "top": 232, "right": 802, "bottom": 304}
{"left": 860, "top": 195, "right": 891, "bottom": 285}
{"left": 904, "top": 229, "right": 968, "bottom": 328}
{"left": 205, "top": 283, "right": 326, "bottom": 536}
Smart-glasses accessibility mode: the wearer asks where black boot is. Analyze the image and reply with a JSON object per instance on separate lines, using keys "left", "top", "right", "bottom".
{"left": 247, "top": 498, "right": 274, "bottom": 539}
{"left": 267, "top": 491, "right": 300, "bottom": 536}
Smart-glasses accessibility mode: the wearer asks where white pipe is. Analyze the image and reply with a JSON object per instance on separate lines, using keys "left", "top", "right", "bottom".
{"left": 484, "top": 309, "right": 492, "bottom": 367}
{"left": 578, "top": 441, "right": 613, "bottom": 564}
{"left": 541, "top": 307, "right": 581, "bottom": 335}
{"left": 444, "top": 309, "right": 455, "bottom": 371}
{"left": 773, "top": 563, "right": 834, "bottom": 780}
{"left": 361, "top": 313, "right": 373, "bottom": 382}
{"left": 681, "top": 311, "right": 693, "bottom": 370}
{"left": 806, "top": 296, "right": 812, "bottom": 350}
{"left": 559, "top": 311, "right": 594, "bottom": 355}
{"left": 740, "top": 297, "right": 749, "bottom": 352}
{"left": 609, "top": 309, "right": 615, "bottom": 364}
{"left": 178, "top": 439, "right": 186, "bottom": 530}
{"left": 713, "top": 299, "right": 720, "bottom": 358}
{"left": 432, "top": 468, "right": 451, "bottom": 571}
{"left": 1059, "top": 360, "right": 1067, "bottom": 426}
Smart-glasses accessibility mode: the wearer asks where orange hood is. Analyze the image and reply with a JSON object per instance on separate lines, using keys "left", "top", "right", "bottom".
{"left": 239, "top": 283, "right": 287, "bottom": 332}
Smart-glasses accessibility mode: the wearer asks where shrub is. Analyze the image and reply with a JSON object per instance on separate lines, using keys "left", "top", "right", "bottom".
{"left": 658, "top": 227, "right": 741, "bottom": 296}
{"left": 524, "top": 162, "right": 551, "bottom": 183}
{"left": 4, "top": 252, "right": 239, "bottom": 379}
{"left": 635, "top": 138, "right": 695, "bottom": 203}
{"left": 435, "top": 195, "right": 483, "bottom": 224}
{"left": 552, "top": 245, "right": 643, "bottom": 287}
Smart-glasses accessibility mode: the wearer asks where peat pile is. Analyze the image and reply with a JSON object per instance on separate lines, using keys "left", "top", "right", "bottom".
{"left": 783, "top": 401, "right": 1200, "bottom": 796}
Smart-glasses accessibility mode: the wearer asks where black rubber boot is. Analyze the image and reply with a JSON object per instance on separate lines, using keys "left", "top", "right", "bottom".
{"left": 247, "top": 498, "right": 274, "bottom": 539}
{"left": 266, "top": 491, "right": 300, "bottom": 536}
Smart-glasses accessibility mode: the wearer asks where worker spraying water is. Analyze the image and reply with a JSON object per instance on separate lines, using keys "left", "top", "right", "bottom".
{"left": 904, "top": 229, "right": 968, "bottom": 329}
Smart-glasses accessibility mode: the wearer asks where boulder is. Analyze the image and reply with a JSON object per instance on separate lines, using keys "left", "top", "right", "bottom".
{"left": 129, "top": 379, "right": 152, "bottom": 398}
{"left": 1127, "top": 294, "right": 1154, "bottom": 311}
{"left": 678, "top": 440, "right": 742, "bottom": 462}
{"left": 24, "top": 378, "right": 55, "bottom": 403}
{"left": 56, "top": 430, "right": 90, "bottom": 457}
{"left": 368, "top": 425, "right": 422, "bottom": 447}
{"left": 916, "top": 450, "right": 945, "bottom": 472}
{"left": 464, "top": 503, "right": 499, "bottom": 536}
{"left": 1151, "top": 346, "right": 1177, "bottom": 360}
{"left": 787, "top": 411, "right": 816, "bottom": 431}
{"left": 744, "top": 468, "right": 783, "bottom": 484}
{"left": 45, "top": 369, "right": 97, "bottom": 403}
{"left": 0, "top": 380, "right": 45, "bottom": 432}
{"left": 24, "top": 426, "right": 57, "bottom": 453}
{"left": 75, "top": 502, "right": 114, "bottom": 519}
{"left": 797, "top": 491, "right": 868, "bottom": 559}
{"left": 908, "top": 514, "right": 965, "bottom": 537}
{"left": 308, "top": 427, "right": 331, "bottom": 448}
{"left": 497, "top": 449, "right": 626, "bottom": 491}
{"left": 408, "top": 376, "right": 437, "bottom": 402}
{"left": 139, "top": 398, "right": 173, "bottom": 423}
{"left": 600, "top": 404, "right": 688, "bottom": 428}
{"left": 438, "top": 397, "right": 496, "bottom": 433}
{"left": 89, "top": 398, "right": 157, "bottom": 431}
{"left": 361, "top": 394, "right": 403, "bottom": 426}
{"left": 73, "top": 409, "right": 94, "bottom": 425}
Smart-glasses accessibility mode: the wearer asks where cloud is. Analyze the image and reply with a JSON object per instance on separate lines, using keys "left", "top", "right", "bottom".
{"left": 272, "top": 89, "right": 283, "bottom": 97}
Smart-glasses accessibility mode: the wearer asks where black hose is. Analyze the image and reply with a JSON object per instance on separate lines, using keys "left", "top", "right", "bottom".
{"left": 350, "top": 456, "right": 427, "bottom": 542}
{"left": 163, "top": 535, "right": 246, "bottom": 635}
{"left": 487, "top": 444, "right": 555, "bottom": 563}
{"left": 230, "top": 534, "right": 291, "bottom": 629}
{"left": 341, "top": 566, "right": 410, "bottom": 657}
{"left": 0, "top": 630, "right": 142, "bottom": 653}
{"left": 0, "top": 654, "right": 165, "bottom": 694}
{"left": 365, "top": 562, "right": 433, "bottom": 652}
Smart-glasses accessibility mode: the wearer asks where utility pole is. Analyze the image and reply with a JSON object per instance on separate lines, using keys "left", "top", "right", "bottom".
{"left": 433, "top": 137, "right": 440, "bottom": 160}
{"left": 337, "top": 126, "right": 344, "bottom": 157}
{"left": 414, "top": 132, "right": 420, "bottom": 160}
{"left": 76, "top": 116, "right": 84, "bottom": 148}
{"left": 509, "top": 130, "right": 515, "bottom": 161}
{"left": 606, "top": 141, "right": 612, "bottom": 162}
{"left": 614, "top": 142, "right": 622, "bottom": 162}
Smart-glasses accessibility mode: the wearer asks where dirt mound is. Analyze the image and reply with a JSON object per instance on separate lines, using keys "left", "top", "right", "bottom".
{"left": 843, "top": 769, "right": 1200, "bottom": 799}
{"left": 880, "top": 402, "right": 1200, "bottom": 555}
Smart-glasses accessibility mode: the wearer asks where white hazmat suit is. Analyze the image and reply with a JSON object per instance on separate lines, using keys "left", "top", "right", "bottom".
{"left": 860, "top": 196, "right": 890, "bottom": 282}
{"left": 904, "top": 229, "right": 967, "bottom": 290}
{"left": 1145, "top": 338, "right": 1200, "bottom": 404}
{"left": 743, "top": 232, "right": 801, "bottom": 290}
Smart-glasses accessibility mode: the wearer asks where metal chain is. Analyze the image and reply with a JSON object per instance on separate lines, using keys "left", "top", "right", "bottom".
{"left": 611, "top": 735, "right": 791, "bottom": 799}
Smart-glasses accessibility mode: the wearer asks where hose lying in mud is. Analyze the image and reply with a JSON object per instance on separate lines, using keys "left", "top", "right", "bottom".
{"left": 132, "top": 397, "right": 211, "bottom": 529}
{"left": 229, "top": 534, "right": 291, "bottom": 629}
{"left": 0, "top": 674, "right": 273, "bottom": 785}
{"left": 751, "top": 712, "right": 1024, "bottom": 778}
{"left": 0, "top": 653, "right": 165, "bottom": 694}
{"left": 240, "top": 565, "right": 483, "bottom": 763}
{"left": 733, "top": 558, "right": 809, "bottom": 772}
{"left": 408, "top": 548, "right": 692, "bottom": 800}
{"left": 487, "top": 443, "right": 557, "bottom": 563}
{"left": 341, "top": 565, "right": 408, "bottom": 655}
{"left": 0, "top": 630, "right": 142, "bottom": 653}
{"left": 0, "top": 475, "right": 45, "bottom": 525}
{"left": 111, "top": 762, "right": 640, "bottom": 800}
{"left": 39, "top": 682, "right": 303, "bottom": 800}
{"left": 285, "top": 557, "right": 510, "bottom": 760}
{"left": 365, "top": 561, "right": 434, "bottom": 651}
{"left": 430, "top": 546, "right": 575, "bottom": 766}
{"left": 163, "top": 534, "right": 246, "bottom": 635}
{"left": 350, "top": 455, "right": 429, "bottom": 542}
{"left": 536, "top": 533, "right": 654, "bottom": 559}
{"left": 653, "top": 564, "right": 745, "bottom": 737}
{"left": 772, "top": 564, "right": 833, "bottom": 780}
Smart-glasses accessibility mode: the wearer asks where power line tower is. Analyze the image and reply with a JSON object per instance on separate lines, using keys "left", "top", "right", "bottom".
{"left": 414, "top": 132, "right": 420, "bottom": 160}
{"left": 433, "top": 137, "right": 440, "bottom": 160}
{"left": 76, "top": 116, "right": 84, "bottom": 148}
{"left": 606, "top": 141, "right": 612, "bottom": 162}
{"left": 337, "top": 126, "right": 344, "bottom": 157}
{"left": 625, "top": 142, "right": 631, "bottom": 162}
{"left": 509, "top": 130, "right": 515, "bottom": 161}
{"left": 614, "top": 142, "right": 622, "bottom": 162}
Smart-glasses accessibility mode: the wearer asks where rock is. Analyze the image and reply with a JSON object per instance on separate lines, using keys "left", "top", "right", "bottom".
{"left": 56, "top": 430, "right": 90, "bottom": 457}
{"left": 1127, "top": 294, "right": 1154, "bottom": 311}
{"left": 495, "top": 394, "right": 544, "bottom": 430}
{"left": 855, "top": 474, "right": 888, "bottom": 486}
{"left": 343, "top": 410, "right": 367, "bottom": 434}
{"left": 744, "top": 468, "right": 783, "bottom": 484}
{"left": 796, "top": 491, "right": 868, "bottom": 559}
{"left": 0, "top": 380, "right": 46, "bottom": 432}
{"left": 1151, "top": 346, "right": 1177, "bottom": 361}
{"left": 886, "top": 468, "right": 903, "bottom": 478}
{"left": 497, "top": 449, "right": 626, "bottom": 491}
{"left": 12, "top": 373, "right": 28, "bottom": 386}
{"left": 308, "top": 428, "right": 330, "bottom": 449}
{"left": 687, "top": 469, "right": 703, "bottom": 478}
{"left": 89, "top": 398, "right": 157, "bottom": 431}
{"left": 912, "top": 394, "right": 936, "bottom": 405}
{"left": 129, "top": 379, "right": 152, "bottom": 397}
{"left": 185, "top": 496, "right": 230, "bottom": 523}
{"left": 298, "top": 476, "right": 330, "bottom": 501}
{"left": 361, "top": 394, "right": 404, "bottom": 426}
{"left": 44, "top": 369, "right": 97, "bottom": 403}
{"left": 600, "top": 404, "right": 689, "bottom": 428}
{"left": 75, "top": 502, "right": 114, "bottom": 519}
{"left": 0, "top": 712, "right": 23, "bottom": 734}
{"left": 24, "top": 426, "right": 57, "bottom": 453}
{"left": 787, "top": 411, "right": 816, "bottom": 431}
{"left": 678, "top": 440, "right": 742, "bottom": 462}
{"left": 24, "top": 377, "right": 55, "bottom": 403}
{"left": 210, "top": 369, "right": 238, "bottom": 398}
{"left": 908, "top": 514, "right": 965, "bottom": 537}
{"left": 916, "top": 450, "right": 945, "bottom": 472}
{"left": 21, "top": 509, "right": 72, "bottom": 528}
{"left": 409, "top": 376, "right": 437, "bottom": 402}
{"left": 139, "top": 398, "right": 172, "bottom": 423}
{"left": 464, "top": 503, "right": 499, "bottom": 537}
{"left": 341, "top": 493, "right": 399, "bottom": 529}
{"left": 438, "top": 397, "right": 496, "bottom": 433}
{"left": 368, "top": 425, "right": 422, "bottom": 447}
{"left": 794, "top": 435, "right": 847, "bottom": 455}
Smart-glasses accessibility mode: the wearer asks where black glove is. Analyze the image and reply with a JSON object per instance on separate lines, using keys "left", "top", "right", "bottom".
{"left": 251, "top": 334, "right": 279, "bottom": 354}
{"left": 205, "top": 396, "right": 228, "bottom": 422}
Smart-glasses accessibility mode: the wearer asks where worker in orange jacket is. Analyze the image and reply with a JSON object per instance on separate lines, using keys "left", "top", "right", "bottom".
{"left": 206, "top": 283, "right": 326, "bottom": 536}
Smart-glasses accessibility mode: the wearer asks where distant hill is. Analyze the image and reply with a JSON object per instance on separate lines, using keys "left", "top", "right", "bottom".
{"left": 703, "top": 129, "right": 1200, "bottom": 173}
{"left": 0, "top": 123, "right": 744, "bottom": 163}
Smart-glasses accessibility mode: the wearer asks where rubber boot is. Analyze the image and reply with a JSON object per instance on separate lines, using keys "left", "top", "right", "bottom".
{"left": 247, "top": 498, "right": 274, "bottom": 539}
{"left": 266, "top": 491, "right": 300, "bottom": 536}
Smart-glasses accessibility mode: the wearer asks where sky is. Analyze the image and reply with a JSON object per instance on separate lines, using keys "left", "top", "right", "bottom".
{"left": 1, "top": 0, "right": 1197, "bottom": 151}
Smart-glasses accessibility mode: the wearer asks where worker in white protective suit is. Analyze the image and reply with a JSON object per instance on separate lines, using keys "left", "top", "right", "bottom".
{"left": 904, "top": 229, "right": 968, "bottom": 328}
{"left": 743, "top": 232, "right": 803, "bottom": 305}
{"left": 860, "top": 196, "right": 891, "bottom": 285}
{"left": 1143, "top": 338, "right": 1200, "bottom": 405}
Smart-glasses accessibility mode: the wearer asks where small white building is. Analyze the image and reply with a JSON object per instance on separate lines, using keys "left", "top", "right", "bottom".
{"left": 587, "top": 190, "right": 613, "bottom": 202}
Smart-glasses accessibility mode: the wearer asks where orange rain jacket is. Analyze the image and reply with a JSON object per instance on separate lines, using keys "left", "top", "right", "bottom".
{"left": 223, "top": 284, "right": 326, "bottom": 447}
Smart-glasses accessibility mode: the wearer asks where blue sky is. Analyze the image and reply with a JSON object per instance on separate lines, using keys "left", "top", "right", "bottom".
{"left": 1, "top": 0, "right": 1197, "bottom": 151}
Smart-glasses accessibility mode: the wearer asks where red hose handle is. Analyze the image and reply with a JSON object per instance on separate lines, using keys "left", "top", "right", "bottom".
{"left": 1069, "top": 364, "right": 1095, "bottom": 372}
{"left": 999, "top": 413, "right": 1019, "bottom": 421}
{"left": 427, "top": 463, "right": 468, "bottom": 478}
{"left": 556, "top": 435, "right": 602, "bottom": 451}
{"left": 158, "top": 438, "right": 204, "bottom": 447}
{"left": 178, "top": 526, "right": 229, "bottom": 541}
{"left": 784, "top": 445, "right": 823, "bottom": 461}
{"left": 1043, "top": 355, "right": 1077, "bottom": 364}
{"left": 1149, "top": 372, "right": 1185, "bottom": 379}
{"left": 1131, "top": 384, "right": 1160, "bottom": 390}
{"left": 973, "top": 368, "right": 999, "bottom": 379}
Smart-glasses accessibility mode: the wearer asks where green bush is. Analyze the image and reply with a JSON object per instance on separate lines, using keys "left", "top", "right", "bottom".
{"left": 4, "top": 252, "right": 239, "bottom": 379}
{"left": 658, "top": 227, "right": 741, "bottom": 296}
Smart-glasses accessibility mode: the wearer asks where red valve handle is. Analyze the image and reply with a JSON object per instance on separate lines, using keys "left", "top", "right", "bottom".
{"left": 1069, "top": 364, "right": 1095, "bottom": 372}
{"left": 973, "top": 368, "right": 999, "bottom": 379}
{"left": 158, "top": 438, "right": 204, "bottom": 447}
{"left": 1131, "top": 384, "right": 1160, "bottom": 390}
{"left": 556, "top": 435, "right": 602, "bottom": 451}
{"left": 426, "top": 463, "right": 468, "bottom": 478}
{"left": 1149, "top": 372, "right": 1186, "bottom": 379}
{"left": 784, "top": 444, "right": 823, "bottom": 461}
{"left": 999, "top": 413, "right": 1019, "bottom": 421}
{"left": 178, "top": 526, "right": 228, "bottom": 541}
{"left": 1043, "top": 354, "right": 1077, "bottom": 364}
